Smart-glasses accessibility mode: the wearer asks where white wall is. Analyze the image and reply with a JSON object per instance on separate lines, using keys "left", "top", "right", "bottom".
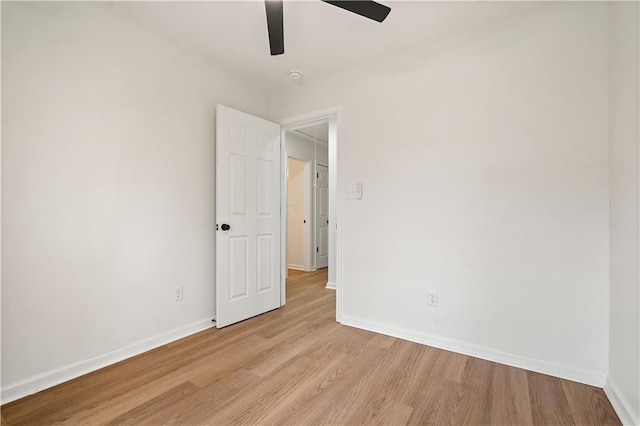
{"left": 1, "top": 2, "right": 269, "bottom": 401}
{"left": 272, "top": 2, "right": 610, "bottom": 384}
{"left": 607, "top": 3, "right": 640, "bottom": 424}
{"left": 287, "top": 158, "right": 307, "bottom": 270}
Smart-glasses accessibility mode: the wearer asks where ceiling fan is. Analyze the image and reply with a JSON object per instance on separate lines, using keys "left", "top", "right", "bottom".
{"left": 264, "top": 0, "right": 391, "bottom": 56}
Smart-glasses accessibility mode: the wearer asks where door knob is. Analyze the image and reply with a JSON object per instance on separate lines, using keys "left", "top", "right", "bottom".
{"left": 221, "top": 223, "right": 231, "bottom": 231}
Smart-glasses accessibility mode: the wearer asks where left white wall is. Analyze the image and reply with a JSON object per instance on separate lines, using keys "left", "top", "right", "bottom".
{"left": 1, "top": 2, "right": 269, "bottom": 402}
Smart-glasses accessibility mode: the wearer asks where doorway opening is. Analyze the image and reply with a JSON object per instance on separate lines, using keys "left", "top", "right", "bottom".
{"left": 285, "top": 123, "right": 329, "bottom": 274}
{"left": 280, "top": 108, "right": 341, "bottom": 321}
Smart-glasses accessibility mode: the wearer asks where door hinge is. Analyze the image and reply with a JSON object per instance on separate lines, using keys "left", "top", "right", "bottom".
{"left": 316, "top": 247, "right": 319, "bottom": 253}
{"left": 317, "top": 172, "right": 319, "bottom": 178}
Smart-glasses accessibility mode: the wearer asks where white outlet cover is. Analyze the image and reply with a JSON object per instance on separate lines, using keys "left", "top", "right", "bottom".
{"left": 173, "top": 286, "right": 184, "bottom": 302}
{"left": 427, "top": 291, "right": 438, "bottom": 307}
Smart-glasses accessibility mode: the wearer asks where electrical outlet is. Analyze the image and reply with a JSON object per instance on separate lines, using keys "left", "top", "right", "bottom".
{"left": 173, "top": 286, "right": 183, "bottom": 302}
{"left": 427, "top": 291, "right": 439, "bottom": 307}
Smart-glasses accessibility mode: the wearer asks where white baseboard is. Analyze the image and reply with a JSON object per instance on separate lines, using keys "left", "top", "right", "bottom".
{"left": 325, "top": 281, "right": 336, "bottom": 290}
{"left": 340, "top": 314, "right": 606, "bottom": 387}
{"left": 1, "top": 318, "right": 215, "bottom": 404}
{"left": 287, "top": 264, "right": 305, "bottom": 271}
{"left": 605, "top": 376, "right": 640, "bottom": 425}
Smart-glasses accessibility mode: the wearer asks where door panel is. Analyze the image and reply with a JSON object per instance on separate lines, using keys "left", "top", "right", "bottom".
{"left": 316, "top": 164, "right": 329, "bottom": 269}
{"left": 216, "top": 105, "right": 281, "bottom": 328}
{"left": 229, "top": 236, "right": 249, "bottom": 300}
{"left": 230, "top": 155, "right": 248, "bottom": 215}
{"left": 257, "top": 159, "right": 273, "bottom": 216}
{"left": 256, "top": 234, "right": 273, "bottom": 293}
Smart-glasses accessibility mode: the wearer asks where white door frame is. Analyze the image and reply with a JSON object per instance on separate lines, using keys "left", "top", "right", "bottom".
{"left": 280, "top": 106, "right": 342, "bottom": 322}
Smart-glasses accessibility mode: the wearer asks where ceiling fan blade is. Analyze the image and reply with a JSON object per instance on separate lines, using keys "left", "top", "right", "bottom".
{"left": 321, "top": 0, "right": 390, "bottom": 23}
{"left": 265, "top": 0, "right": 284, "bottom": 55}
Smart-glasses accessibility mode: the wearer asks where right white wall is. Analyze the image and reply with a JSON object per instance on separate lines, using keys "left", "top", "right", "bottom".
{"left": 272, "top": 2, "right": 610, "bottom": 385}
{"left": 607, "top": 2, "right": 640, "bottom": 425}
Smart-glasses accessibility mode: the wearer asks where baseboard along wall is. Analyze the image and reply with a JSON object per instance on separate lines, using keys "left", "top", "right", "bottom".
{"left": 3, "top": 311, "right": 620, "bottom": 415}
{"left": 605, "top": 376, "right": 640, "bottom": 426}
{"left": 1, "top": 318, "right": 215, "bottom": 404}
{"left": 340, "top": 314, "right": 607, "bottom": 388}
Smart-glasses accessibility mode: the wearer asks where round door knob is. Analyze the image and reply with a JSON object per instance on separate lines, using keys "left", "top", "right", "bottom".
{"left": 221, "top": 223, "right": 231, "bottom": 231}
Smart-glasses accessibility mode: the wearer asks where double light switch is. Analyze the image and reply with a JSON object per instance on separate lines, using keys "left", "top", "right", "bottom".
{"left": 346, "top": 183, "right": 363, "bottom": 200}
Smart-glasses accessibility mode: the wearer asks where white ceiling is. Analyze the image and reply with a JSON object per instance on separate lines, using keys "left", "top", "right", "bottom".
{"left": 97, "top": 1, "right": 540, "bottom": 90}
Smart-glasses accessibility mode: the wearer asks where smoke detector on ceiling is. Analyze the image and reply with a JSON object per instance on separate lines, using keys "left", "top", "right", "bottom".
{"left": 288, "top": 70, "right": 302, "bottom": 80}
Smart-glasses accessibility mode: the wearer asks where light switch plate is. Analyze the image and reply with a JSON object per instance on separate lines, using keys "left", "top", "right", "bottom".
{"left": 346, "top": 183, "right": 363, "bottom": 199}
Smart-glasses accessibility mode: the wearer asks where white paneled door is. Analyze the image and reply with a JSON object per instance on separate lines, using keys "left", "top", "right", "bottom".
{"left": 316, "top": 164, "right": 329, "bottom": 269}
{"left": 216, "top": 105, "right": 281, "bottom": 328}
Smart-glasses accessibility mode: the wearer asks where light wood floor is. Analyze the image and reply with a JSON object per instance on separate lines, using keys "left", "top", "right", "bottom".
{"left": 2, "top": 269, "right": 621, "bottom": 425}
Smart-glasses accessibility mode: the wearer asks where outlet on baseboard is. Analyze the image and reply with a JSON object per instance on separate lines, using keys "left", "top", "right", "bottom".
{"left": 427, "top": 291, "right": 439, "bottom": 307}
{"left": 173, "top": 286, "right": 184, "bottom": 302}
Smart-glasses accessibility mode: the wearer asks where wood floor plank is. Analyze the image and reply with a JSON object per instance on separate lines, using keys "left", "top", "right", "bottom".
{"left": 448, "top": 357, "right": 496, "bottom": 425}
{"left": 104, "top": 381, "right": 200, "bottom": 425}
{"left": 57, "top": 368, "right": 203, "bottom": 425}
{"left": 262, "top": 341, "right": 389, "bottom": 425}
{"left": 138, "top": 370, "right": 261, "bottom": 425}
{"left": 186, "top": 334, "right": 274, "bottom": 388}
{"left": 302, "top": 324, "right": 378, "bottom": 360}
{"left": 390, "top": 343, "right": 441, "bottom": 408}
{"left": 246, "top": 321, "right": 341, "bottom": 377}
{"left": 1, "top": 269, "right": 622, "bottom": 426}
{"left": 374, "top": 340, "right": 437, "bottom": 407}
{"left": 251, "top": 352, "right": 354, "bottom": 425}
{"left": 357, "top": 397, "right": 414, "bottom": 426}
{"left": 203, "top": 354, "right": 344, "bottom": 425}
{"left": 366, "top": 333, "right": 398, "bottom": 349}
{"left": 406, "top": 376, "right": 459, "bottom": 425}
{"left": 561, "top": 379, "right": 621, "bottom": 426}
{"left": 528, "top": 371, "right": 575, "bottom": 425}
{"left": 331, "top": 341, "right": 414, "bottom": 425}
{"left": 432, "top": 349, "right": 469, "bottom": 383}
{"left": 490, "top": 363, "right": 534, "bottom": 426}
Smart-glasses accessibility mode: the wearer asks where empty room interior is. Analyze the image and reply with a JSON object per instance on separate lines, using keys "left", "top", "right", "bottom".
{"left": 1, "top": 1, "right": 639, "bottom": 425}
